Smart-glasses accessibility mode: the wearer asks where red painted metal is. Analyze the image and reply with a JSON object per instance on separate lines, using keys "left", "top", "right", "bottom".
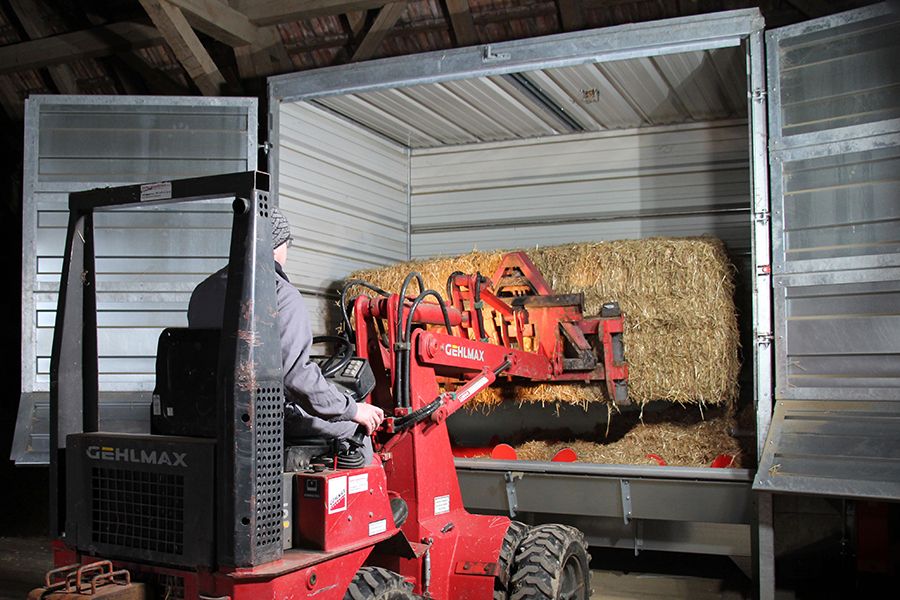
{"left": 710, "top": 454, "right": 736, "bottom": 468}
{"left": 295, "top": 464, "right": 395, "bottom": 551}
{"left": 491, "top": 444, "right": 518, "bottom": 460}
{"left": 49, "top": 250, "right": 624, "bottom": 599}
{"left": 647, "top": 453, "right": 668, "bottom": 466}
{"left": 552, "top": 448, "right": 578, "bottom": 462}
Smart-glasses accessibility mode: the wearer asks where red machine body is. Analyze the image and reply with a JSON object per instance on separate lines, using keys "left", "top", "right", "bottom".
{"left": 41, "top": 251, "right": 623, "bottom": 599}
{"left": 295, "top": 464, "right": 395, "bottom": 551}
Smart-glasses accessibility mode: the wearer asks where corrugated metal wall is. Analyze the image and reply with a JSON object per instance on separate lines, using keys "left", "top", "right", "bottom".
{"left": 15, "top": 96, "right": 257, "bottom": 464}
{"left": 409, "top": 120, "right": 750, "bottom": 257}
{"left": 275, "top": 101, "right": 410, "bottom": 332}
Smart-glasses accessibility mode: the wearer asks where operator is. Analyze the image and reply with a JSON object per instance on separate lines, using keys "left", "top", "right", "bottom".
{"left": 187, "top": 207, "right": 384, "bottom": 464}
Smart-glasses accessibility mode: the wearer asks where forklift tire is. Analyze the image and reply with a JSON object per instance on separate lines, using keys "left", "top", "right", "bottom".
{"left": 509, "top": 525, "right": 591, "bottom": 600}
{"left": 494, "top": 520, "right": 530, "bottom": 599}
{"left": 344, "top": 566, "right": 415, "bottom": 600}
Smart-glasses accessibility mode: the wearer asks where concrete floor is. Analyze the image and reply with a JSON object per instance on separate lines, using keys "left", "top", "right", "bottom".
{"left": 0, "top": 536, "right": 755, "bottom": 599}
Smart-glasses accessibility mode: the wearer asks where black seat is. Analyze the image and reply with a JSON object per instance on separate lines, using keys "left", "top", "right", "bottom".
{"left": 151, "top": 328, "right": 220, "bottom": 438}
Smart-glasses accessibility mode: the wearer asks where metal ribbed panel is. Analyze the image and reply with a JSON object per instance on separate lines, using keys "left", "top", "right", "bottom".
{"left": 312, "top": 47, "right": 747, "bottom": 148}
{"left": 276, "top": 102, "right": 409, "bottom": 296}
{"left": 409, "top": 121, "right": 751, "bottom": 256}
{"left": 772, "top": 9, "right": 900, "bottom": 138}
{"left": 22, "top": 96, "right": 257, "bottom": 395}
{"left": 14, "top": 96, "right": 257, "bottom": 466}
{"left": 758, "top": 4, "right": 900, "bottom": 501}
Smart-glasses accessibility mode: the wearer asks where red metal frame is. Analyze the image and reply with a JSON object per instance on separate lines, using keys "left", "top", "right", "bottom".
{"left": 46, "top": 251, "right": 626, "bottom": 599}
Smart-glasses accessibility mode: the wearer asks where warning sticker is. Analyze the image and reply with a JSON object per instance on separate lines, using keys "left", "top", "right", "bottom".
{"left": 327, "top": 475, "right": 347, "bottom": 514}
{"left": 368, "top": 519, "right": 387, "bottom": 536}
{"left": 151, "top": 395, "right": 161, "bottom": 416}
{"left": 434, "top": 495, "right": 450, "bottom": 515}
{"left": 348, "top": 473, "right": 368, "bottom": 495}
{"left": 140, "top": 181, "right": 172, "bottom": 202}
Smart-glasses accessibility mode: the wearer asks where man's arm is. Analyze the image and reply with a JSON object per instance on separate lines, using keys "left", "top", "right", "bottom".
{"left": 277, "top": 276, "right": 358, "bottom": 421}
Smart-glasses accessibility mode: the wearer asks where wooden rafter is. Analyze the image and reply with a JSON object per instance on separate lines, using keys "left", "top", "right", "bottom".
{"left": 445, "top": 0, "right": 477, "bottom": 46}
{"left": 345, "top": 10, "right": 368, "bottom": 36}
{"left": 219, "top": 0, "right": 293, "bottom": 81}
{"left": 557, "top": 0, "right": 585, "bottom": 31}
{"left": 139, "top": 0, "right": 226, "bottom": 95}
{"left": 351, "top": 1, "right": 407, "bottom": 62}
{"left": 235, "top": 0, "right": 391, "bottom": 27}
{"left": 167, "top": 0, "right": 261, "bottom": 46}
{"left": 0, "top": 22, "right": 163, "bottom": 76}
{"left": 8, "top": 0, "right": 80, "bottom": 94}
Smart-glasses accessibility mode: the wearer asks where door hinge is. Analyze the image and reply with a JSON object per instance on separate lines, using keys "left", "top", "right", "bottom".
{"left": 754, "top": 209, "right": 770, "bottom": 224}
{"left": 755, "top": 332, "right": 774, "bottom": 346}
{"left": 750, "top": 88, "right": 767, "bottom": 103}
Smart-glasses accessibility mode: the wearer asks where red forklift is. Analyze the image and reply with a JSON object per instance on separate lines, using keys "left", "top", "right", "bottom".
{"left": 33, "top": 171, "right": 627, "bottom": 599}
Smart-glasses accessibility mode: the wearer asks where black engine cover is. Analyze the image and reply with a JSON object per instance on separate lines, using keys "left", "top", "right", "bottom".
{"left": 66, "top": 433, "right": 215, "bottom": 568}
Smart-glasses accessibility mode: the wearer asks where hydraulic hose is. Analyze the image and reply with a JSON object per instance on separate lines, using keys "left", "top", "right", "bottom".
{"left": 402, "top": 290, "right": 453, "bottom": 407}
{"left": 395, "top": 272, "right": 425, "bottom": 408}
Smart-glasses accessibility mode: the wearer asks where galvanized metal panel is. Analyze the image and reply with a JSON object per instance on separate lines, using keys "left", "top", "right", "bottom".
{"left": 759, "top": 3, "right": 900, "bottom": 500}
{"left": 15, "top": 95, "right": 257, "bottom": 465}
{"left": 773, "top": 267, "right": 900, "bottom": 401}
{"left": 769, "top": 5, "right": 900, "bottom": 139}
{"left": 312, "top": 48, "right": 747, "bottom": 149}
{"left": 409, "top": 121, "right": 752, "bottom": 255}
{"left": 274, "top": 101, "right": 409, "bottom": 296}
{"left": 269, "top": 9, "right": 762, "bottom": 105}
{"left": 754, "top": 400, "right": 900, "bottom": 500}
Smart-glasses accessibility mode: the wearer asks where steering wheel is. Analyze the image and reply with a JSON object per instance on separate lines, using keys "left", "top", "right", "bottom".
{"left": 312, "top": 334, "right": 354, "bottom": 378}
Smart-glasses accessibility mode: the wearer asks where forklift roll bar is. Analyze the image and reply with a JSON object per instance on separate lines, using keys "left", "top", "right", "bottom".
{"left": 49, "top": 171, "right": 285, "bottom": 568}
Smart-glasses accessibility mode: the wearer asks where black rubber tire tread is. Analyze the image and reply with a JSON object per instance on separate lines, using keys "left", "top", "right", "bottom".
{"left": 344, "top": 566, "right": 416, "bottom": 600}
{"left": 509, "top": 524, "right": 591, "bottom": 600}
{"left": 494, "top": 520, "right": 530, "bottom": 599}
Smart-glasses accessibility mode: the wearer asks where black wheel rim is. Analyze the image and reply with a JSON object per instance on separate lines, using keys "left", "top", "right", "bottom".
{"left": 559, "top": 552, "right": 586, "bottom": 600}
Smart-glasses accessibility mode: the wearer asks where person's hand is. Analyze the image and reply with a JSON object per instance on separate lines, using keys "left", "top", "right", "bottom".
{"left": 352, "top": 403, "right": 384, "bottom": 435}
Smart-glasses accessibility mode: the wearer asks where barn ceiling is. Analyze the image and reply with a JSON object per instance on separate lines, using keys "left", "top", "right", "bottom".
{"left": 0, "top": 0, "right": 877, "bottom": 122}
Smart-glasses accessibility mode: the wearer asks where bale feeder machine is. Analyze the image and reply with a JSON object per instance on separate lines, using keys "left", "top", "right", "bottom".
{"left": 33, "top": 171, "right": 627, "bottom": 599}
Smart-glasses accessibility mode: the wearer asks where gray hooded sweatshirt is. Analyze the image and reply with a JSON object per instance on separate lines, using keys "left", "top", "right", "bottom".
{"left": 187, "top": 262, "right": 360, "bottom": 442}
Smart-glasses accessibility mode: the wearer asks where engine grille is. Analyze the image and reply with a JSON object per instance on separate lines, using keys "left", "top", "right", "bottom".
{"left": 91, "top": 467, "right": 185, "bottom": 555}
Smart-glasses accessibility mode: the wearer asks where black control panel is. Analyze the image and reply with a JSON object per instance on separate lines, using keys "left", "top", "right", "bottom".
{"left": 310, "top": 356, "right": 376, "bottom": 400}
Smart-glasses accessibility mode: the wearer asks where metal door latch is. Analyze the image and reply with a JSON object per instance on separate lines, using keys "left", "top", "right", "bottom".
{"left": 504, "top": 471, "right": 523, "bottom": 517}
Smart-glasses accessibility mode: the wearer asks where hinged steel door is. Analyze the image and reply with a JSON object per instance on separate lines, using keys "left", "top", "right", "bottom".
{"left": 755, "top": 3, "right": 900, "bottom": 500}
{"left": 13, "top": 95, "right": 258, "bottom": 465}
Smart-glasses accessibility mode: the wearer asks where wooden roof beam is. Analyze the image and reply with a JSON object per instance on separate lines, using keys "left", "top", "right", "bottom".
{"left": 0, "top": 22, "right": 163, "bottom": 75}
{"left": 445, "top": 0, "right": 477, "bottom": 46}
{"left": 235, "top": 0, "right": 391, "bottom": 26}
{"left": 8, "top": 0, "right": 80, "bottom": 93}
{"left": 139, "top": 0, "right": 226, "bottom": 95}
{"left": 167, "top": 0, "right": 261, "bottom": 46}
{"left": 351, "top": 1, "right": 407, "bottom": 62}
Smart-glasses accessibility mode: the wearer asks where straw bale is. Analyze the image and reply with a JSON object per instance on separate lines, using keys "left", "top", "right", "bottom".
{"left": 512, "top": 411, "right": 742, "bottom": 467}
{"left": 349, "top": 237, "right": 739, "bottom": 408}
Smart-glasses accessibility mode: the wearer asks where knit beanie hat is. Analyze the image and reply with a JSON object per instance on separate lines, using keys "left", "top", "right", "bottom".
{"left": 270, "top": 206, "right": 292, "bottom": 249}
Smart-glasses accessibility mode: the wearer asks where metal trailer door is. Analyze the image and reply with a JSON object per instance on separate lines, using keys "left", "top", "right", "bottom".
{"left": 13, "top": 95, "right": 258, "bottom": 465}
{"left": 755, "top": 3, "right": 900, "bottom": 500}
